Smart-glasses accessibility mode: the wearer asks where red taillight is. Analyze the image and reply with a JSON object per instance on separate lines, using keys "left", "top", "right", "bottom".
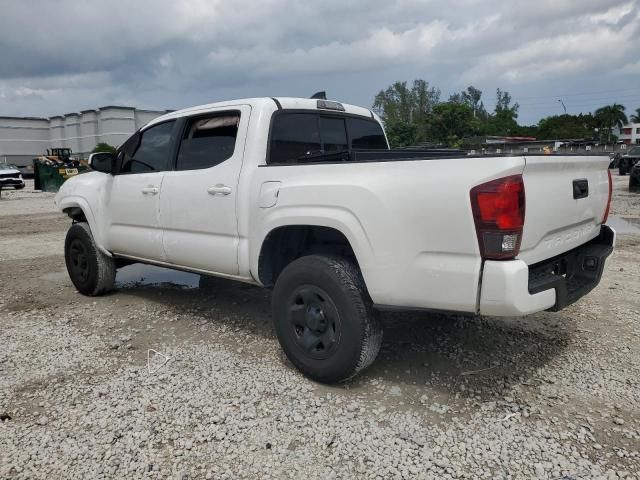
{"left": 470, "top": 175, "right": 525, "bottom": 260}
{"left": 602, "top": 169, "right": 612, "bottom": 224}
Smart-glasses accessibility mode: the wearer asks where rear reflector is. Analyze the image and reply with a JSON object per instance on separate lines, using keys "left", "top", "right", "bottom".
{"left": 602, "top": 169, "right": 612, "bottom": 224}
{"left": 470, "top": 175, "right": 525, "bottom": 260}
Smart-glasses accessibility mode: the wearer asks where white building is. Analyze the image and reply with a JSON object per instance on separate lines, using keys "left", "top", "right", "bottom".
{"left": 617, "top": 122, "right": 640, "bottom": 146}
{"left": 0, "top": 106, "right": 171, "bottom": 166}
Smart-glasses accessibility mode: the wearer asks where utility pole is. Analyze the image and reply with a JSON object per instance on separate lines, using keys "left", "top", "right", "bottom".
{"left": 558, "top": 99, "right": 567, "bottom": 114}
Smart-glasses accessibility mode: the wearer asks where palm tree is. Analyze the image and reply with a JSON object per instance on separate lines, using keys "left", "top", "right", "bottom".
{"left": 594, "top": 104, "right": 628, "bottom": 143}
{"left": 631, "top": 108, "right": 640, "bottom": 123}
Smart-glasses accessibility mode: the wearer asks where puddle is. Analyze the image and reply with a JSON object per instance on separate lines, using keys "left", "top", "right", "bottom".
{"left": 43, "top": 264, "right": 201, "bottom": 289}
{"left": 116, "top": 264, "right": 200, "bottom": 288}
{"left": 606, "top": 216, "right": 640, "bottom": 235}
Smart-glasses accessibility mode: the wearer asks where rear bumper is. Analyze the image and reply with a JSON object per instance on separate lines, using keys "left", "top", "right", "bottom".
{"left": 480, "top": 225, "right": 615, "bottom": 316}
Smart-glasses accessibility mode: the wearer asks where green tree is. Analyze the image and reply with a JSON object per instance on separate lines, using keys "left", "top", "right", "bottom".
{"left": 535, "top": 114, "right": 596, "bottom": 139}
{"left": 373, "top": 80, "right": 440, "bottom": 146}
{"left": 91, "top": 142, "right": 117, "bottom": 154}
{"left": 630, "top": 108, "right": 640, "bottom": 123}
{"left": 483, "top": 89, "right": 520, "bottom": 136}
{"left": 594, "top": 104, "right": 628, "bottom": 143}
{"left": 429, "top": 102, "right": 478, "bottom": 145}
{"left": 449, "top": 86, "right": 487, "bottom": 119}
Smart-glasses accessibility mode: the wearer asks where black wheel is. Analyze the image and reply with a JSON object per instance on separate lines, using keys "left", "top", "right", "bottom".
{"left": 14, "top": 184, "right": 25, "bottom": 190}
{"left": 64, "top": 222, "right": 115, "bottom": 296}
{"left": 630, "top": 175, "right": 640, "bottom": 192}
{"left": 619, "top": 165, "right": 626, "bottom": 176}
{"left": 272, "top": 255, "right": 382, "bottom": 383}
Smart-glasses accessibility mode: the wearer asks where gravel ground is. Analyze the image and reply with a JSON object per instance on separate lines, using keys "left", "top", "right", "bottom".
{"left": 0, "top": 177, "right": 639, "bottom": 479}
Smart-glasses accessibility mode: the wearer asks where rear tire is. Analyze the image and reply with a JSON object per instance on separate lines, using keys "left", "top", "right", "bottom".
{"left": 619, "top": 165, "right": 627, "bottom": 176}
{"left": 630, "top": 175, "right": 640, "bottom": 192}
{"left": 272, "top": 255, "right": 382, "bottom": 383}
{"left": 64, "top": 222, "right": 116, "bottom": 296}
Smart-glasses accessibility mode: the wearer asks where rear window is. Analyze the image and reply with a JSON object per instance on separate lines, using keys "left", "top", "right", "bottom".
{"left": 268, "top": 112, "right": 387, "bottom": 164}
{"left": 348, "top": 118, "right": 387, "bottom": 149}
{"left": 319, "top": 117, "right": 348, "bottom": 153}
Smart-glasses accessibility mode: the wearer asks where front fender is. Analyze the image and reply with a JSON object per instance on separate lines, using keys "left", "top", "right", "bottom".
{"left": 56, "top": 194, "right": 110, "bottom": 256}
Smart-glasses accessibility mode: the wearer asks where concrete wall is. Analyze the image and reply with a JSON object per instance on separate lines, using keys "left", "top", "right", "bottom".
{"left": 0, "top": 106, "right": 170, "bottom": 166}
{"left": 0, "top": 117, "right": 51, "bottom": 166}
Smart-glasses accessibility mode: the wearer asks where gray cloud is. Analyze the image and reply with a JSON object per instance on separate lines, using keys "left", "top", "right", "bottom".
{"left": 0, "top": 0, "right": 638, "bottom": 123}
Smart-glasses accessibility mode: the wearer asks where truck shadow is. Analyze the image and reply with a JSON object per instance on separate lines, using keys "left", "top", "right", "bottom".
{"left": 117, "top": 272, "right": 574, "bottom": 400}
{"left": 366, "top": 311, "right": 574, "bottom": 399}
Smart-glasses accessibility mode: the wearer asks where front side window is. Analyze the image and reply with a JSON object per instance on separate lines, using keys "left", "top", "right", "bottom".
{"left": 176, "top": 113, "right": 240, "bottom": 170}
{"left": 120, "top": 121, "right": 175, "bottom": 173}
{"left": 348, "top": 118, "right": 387, "bottom": 149}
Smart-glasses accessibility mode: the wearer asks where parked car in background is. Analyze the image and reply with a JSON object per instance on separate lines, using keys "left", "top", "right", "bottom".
{"left": 618, "top": 146, "right": 640, "bottom": 175}
{"left": 630, "top": 162, "right": 640, "bottom": 192}
{"left": 0, "top": 163, "right": 25, "bottom": 191}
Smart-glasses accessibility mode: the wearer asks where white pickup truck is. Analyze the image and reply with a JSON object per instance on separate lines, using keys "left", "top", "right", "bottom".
{"left": 55, "top": 97, "right": 615, "bottom": 383}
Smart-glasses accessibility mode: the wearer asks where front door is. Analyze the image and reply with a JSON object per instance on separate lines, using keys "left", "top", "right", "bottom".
{"left": 159, "top": 106, "right": 250, "bottom": 275}
{"left": 106, "top": 120, "right": 176, "bottom": 261}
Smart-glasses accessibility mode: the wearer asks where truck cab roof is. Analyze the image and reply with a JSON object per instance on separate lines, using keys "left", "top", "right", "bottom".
{"left": 145, "top": 97, "right": 378, "bottom": 130}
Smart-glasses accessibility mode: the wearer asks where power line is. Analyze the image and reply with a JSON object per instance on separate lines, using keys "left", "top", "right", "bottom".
{"left": 517, "top": 93, "right": 640, "bottom": 107}
{"left": 515, "top": 87, "right": 640, "bottom": 100}
{"left": 518, "top": 97, "right": 640, "bottom": 110}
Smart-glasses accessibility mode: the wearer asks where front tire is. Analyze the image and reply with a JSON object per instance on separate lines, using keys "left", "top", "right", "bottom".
{"left": 630, "top": 174, "right": 640, "bottom": 192}
{"left": 272, "top": 255, "right": 382, "bottom": 383}
{"left": 64, "top": 222, "right": 116, "bottom": 296}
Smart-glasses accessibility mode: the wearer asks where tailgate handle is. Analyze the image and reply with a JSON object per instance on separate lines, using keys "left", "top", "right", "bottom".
{"left": 572, "top": 179, "right": 589, "bottom": 199}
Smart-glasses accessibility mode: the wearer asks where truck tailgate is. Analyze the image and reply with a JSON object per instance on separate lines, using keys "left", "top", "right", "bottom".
{"left": 518, "top": 155, "right": 610, "bottom": 265}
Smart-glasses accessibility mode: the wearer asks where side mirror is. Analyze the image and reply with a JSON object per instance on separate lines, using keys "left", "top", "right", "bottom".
{"left": 88, "top": 152, "right": 115, "bottom": 174}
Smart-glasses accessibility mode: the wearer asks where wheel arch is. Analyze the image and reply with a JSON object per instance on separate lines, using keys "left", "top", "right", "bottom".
{"left": 255, "top": 222, "right": 372, "bottom": 288}
{"left": 60, "top": 197, "right": 110, "bottom": 256}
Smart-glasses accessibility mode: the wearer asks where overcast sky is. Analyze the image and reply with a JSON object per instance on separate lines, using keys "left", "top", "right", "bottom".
{"left": 0, "top": 0, "right": 639, "bottom": 124}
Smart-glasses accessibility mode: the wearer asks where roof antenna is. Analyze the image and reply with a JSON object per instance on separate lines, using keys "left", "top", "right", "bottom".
{"left": 310, "top": 91, "right": 327, "bottom": 100}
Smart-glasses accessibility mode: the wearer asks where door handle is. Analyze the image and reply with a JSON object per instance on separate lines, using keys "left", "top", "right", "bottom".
{"left": 141, "top": 186, "right": 159, "bottom": 195}
{"left": 207, "top": 184, "right": 232, "bottom": 196}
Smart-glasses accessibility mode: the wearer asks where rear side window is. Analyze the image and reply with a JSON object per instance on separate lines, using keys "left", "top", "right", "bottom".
{"left": 268, "top": 112, "right": 387, "bottom": 164}
{"left": 269, "top": 114, "right": 321, "bottom": 164}
{"left": 120, "top": 121, "right": 175, "bottom": 173}
{"left": 177, "top": 113, "right": 239, "bottom": 170}
{"left": 348, "top": 118, "right": 387, "bottom": 149}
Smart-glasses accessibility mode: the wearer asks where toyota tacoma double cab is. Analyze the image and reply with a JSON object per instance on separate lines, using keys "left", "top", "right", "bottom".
{"left": 55, "top": 97, "right": 615, "bottom": 383}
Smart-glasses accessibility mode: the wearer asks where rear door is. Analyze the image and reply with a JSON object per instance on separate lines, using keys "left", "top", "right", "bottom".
{"left": 518, "top": 154, "right": 610, "bottom": 265}
{"left": 106, "top": 120, "right": 177, "bottom": 260}
{"left": 159, "top": 105, "right": 251, "bottom": 274}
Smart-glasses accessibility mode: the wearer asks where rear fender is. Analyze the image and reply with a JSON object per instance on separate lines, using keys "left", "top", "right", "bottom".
{"left": 252, "top": 206, "right": 375, "bottom": 286}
